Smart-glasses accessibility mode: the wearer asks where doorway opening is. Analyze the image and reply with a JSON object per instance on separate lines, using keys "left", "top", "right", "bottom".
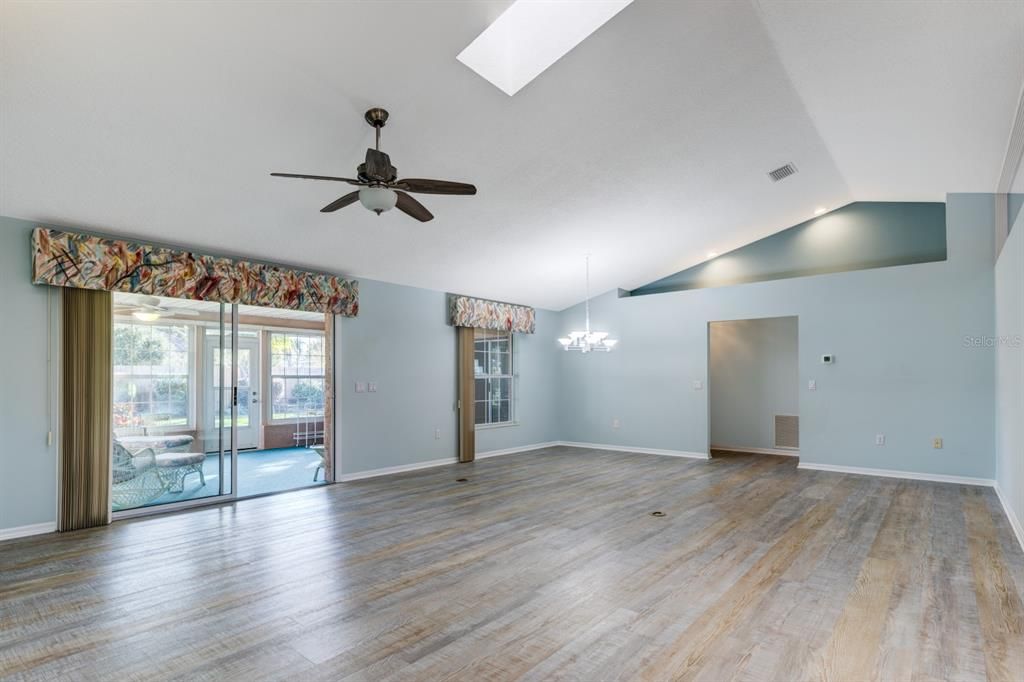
{"left": 708, "top": 316, "right": 799, "bottom": 459}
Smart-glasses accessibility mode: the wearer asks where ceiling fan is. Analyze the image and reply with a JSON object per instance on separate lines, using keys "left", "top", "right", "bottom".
{"left": 115, "top": 296, "right": 199, "bottom": 322}
{"left": 271, "top": 108, "right": 477, "bottom": 222}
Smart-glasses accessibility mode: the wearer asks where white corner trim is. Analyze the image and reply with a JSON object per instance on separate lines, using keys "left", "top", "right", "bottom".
{"left": 995, "top": 483, "right": 1024, "bottom": 554}
{"left": 711, "top": 445, "right": 799, "bottom": 457}
{"left": 338, "top": 456, "right": 459, "bottom": 482}
{"left": 0, "top": 522, "right": 57, "bottom": 542}
{"left": 797, "top": 462, "right": 994, "bottom": 487}
{"left": 557, "top": 441, "right": 709, "bottom": 460}
{"left": 476, "top": 442, "right": 560, "bottom": 459}
{"left": 997, "top": 77, "right": 1024, "bottom": 193}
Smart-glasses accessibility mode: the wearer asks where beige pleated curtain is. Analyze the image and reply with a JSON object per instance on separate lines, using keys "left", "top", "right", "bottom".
{"left": 59, "top": 288, "right": 112, "bottom": 531}
{"left": 457, "top": 326, "right": 475, "bottom": 463}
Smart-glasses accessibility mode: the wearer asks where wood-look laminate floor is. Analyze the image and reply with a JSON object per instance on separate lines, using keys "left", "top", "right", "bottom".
{"left": 2, "top": 447, "right": 1023, "bottom": 682}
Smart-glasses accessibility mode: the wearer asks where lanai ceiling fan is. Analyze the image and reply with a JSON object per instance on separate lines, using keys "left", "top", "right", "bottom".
{"left": 271, "top": 108, "right": 477, "bottom": 222}
{"left": 115, "top": 296, "right": 200, "bottom": 322}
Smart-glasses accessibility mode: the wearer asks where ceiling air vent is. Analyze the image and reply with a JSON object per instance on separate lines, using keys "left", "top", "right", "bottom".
{"left": 767, "top": 163, "right": 797, "bottom": 182}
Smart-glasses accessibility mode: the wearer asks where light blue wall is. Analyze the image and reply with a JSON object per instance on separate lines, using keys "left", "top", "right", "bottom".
{"left": 0, "top": 194, "right": 1003, "bottom": 533}
{"left": 995, "top": 198, "right": 1023, "bottom": 535}
{"left": 633, "top": 202, "right": 947, "bottom": 295}
{"left": 558, "top": 194, "right": 995, "bottom": 478}
{"left": 338, "top": 279, "right": 560, "bottom": 476}
{"left": 0, "top": 215, "right": 560, "bottom": 532}
{"left": 709, "top": 316, "right": 798, "bottom": 451}
{"left": 0, "top": 216, "right": 59, "bottom": 531}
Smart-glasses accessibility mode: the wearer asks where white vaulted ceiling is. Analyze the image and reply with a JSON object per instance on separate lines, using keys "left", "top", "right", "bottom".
{"left": 1, "top": 0, "right": 1022, "bottom": 310}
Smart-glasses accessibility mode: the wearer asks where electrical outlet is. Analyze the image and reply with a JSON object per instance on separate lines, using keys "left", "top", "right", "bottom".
{"left": 692, "top": 380, "right": 703, "bottom": 390}
{"left": 355, "top": 382, "right": 367, "bottom": 393}
{"left": 933, "top": 437, "right": 943, "bottom": 449}
{"left": 368, "top": 381, "right": 378, "bottom": 393}
{"left": 434, "top": 428, "right": 441, "bottom": 440}
{"left": 875, "top": 434, "right": 885, "bottom": 446}
{"left": 612, "top": 418, "right": 621, "bottom": 429}
{"left": 808, "top": 379, "right": 817, "bottom": 391}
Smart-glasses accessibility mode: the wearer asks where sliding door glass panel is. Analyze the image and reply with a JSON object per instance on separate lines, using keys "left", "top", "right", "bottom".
{"left": 236, "top": 304, "right": 329, "bottom": 498}
{"left": 112, "top": 292, "right": 234, "bottom": 511}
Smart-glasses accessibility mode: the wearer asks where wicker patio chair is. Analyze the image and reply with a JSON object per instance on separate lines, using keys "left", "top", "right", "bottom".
{"left": 111, "top": 440, "right": 169, "bottom": 511}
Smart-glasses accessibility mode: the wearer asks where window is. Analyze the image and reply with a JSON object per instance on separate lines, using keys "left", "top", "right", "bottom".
{"left": 270, "top": 332, "right": 325, "bottom": 421}
{"left": 113, "top": 322, "right": 192, "bottom": 431}
{"left": 474, "top": 329, "right": 513, "bottom": 426}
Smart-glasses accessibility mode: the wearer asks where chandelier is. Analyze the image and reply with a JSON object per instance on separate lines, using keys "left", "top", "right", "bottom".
{"left": 558, "top": 256, "right": 618, "bottom": 353}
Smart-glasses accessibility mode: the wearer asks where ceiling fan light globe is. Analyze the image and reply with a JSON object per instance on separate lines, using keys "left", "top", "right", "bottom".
{"left": 359, "top": 187, "right": 397, "bottom": 214}
{"left": 132, "top": 311, "right": 160, "bottom": 322}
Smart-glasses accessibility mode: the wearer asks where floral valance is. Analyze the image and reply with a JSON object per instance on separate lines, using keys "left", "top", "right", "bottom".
{"left": 449, "top": 294, "right": 535, "bottom": 334}
{"left": 31, "top": 228, "right": 358, "bottom": 316}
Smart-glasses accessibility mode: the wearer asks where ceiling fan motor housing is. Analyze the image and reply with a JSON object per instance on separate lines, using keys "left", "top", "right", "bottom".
{"left": 359, "top": 149, "right": 398, "bottom": 183}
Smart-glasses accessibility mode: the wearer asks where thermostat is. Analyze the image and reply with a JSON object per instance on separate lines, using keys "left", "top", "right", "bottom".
{"left": 821, "top": 354, "right": 834, "bottom": 364}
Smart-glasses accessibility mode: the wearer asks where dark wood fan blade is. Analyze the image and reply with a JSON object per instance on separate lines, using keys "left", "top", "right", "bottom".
{"left": 271, "top": 173, "right": 362, "bottom": 185}
{"left": 395, "top": 191, "right": 434, "bottom": 222}
{"left": 320, "top": 191, "right": 360, "bottom": 213}
{"left": 393, "top": 178, "right": 476, "bottom": 195}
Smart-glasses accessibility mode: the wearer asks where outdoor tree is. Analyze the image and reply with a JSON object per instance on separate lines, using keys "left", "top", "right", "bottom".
{"left": 292, "top": 381, "right": 324, "bottom": 408}
{"left": 114, "top": 325, "right": 165, "bottom": 365}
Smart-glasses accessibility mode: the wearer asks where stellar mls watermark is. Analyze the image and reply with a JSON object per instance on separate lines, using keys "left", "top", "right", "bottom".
{"left": 962, "top": 334, "right": 1023, "bottom": 349}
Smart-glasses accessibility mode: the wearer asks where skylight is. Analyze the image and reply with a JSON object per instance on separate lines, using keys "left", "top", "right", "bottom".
{"left": 456, "top": 0, "right": 634, "bottom": 96}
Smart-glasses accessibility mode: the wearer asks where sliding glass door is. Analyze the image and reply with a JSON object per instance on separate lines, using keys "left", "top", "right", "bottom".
{"left": 111, "top": 294, "right": 332, "bottom": 515}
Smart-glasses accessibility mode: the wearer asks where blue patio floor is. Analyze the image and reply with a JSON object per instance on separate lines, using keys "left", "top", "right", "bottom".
{"left": 147, "top": 447, "right": 325, "bottom": 507}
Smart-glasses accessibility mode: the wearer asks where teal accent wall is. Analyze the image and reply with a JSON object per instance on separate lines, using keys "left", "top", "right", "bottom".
{"left": 1009, "top": 193, "right": 1023, "bottom": 233}
{"left": 632, "top": 202, "right": 947, "bottom": 296}
{"left": 558, "top": 194, "right": 995, "bottom": 479}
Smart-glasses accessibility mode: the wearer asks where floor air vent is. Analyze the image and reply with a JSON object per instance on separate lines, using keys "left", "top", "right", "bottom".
{"left": 774, "top": 415, "right": 799, "bottom": 449}
{"left": 767, "top": 163, "right": 797, "bottom": 182}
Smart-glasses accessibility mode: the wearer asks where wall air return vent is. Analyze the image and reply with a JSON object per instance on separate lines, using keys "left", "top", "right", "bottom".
{"left": 767, "top": 163, "right": 797, "bottom": 182}
{"left": 774, "top": 414, "right": 799, "bottom": 450}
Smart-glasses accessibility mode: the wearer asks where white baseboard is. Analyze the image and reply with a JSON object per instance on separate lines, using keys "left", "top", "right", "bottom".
{"left": 0, "top": 522, "right": 56, "bottom": 541}
{"left": 711, "top": 445, "right": 799, "bottom": 457}
{"left": 338, "top": 442, "right": 561, "bottom": 481}
{"left": 557, "top": 441, "right": 709, "bottom": 460}
{"left": 995, "top": 483, "right": 1024, "bottom": 554}
{"left": 797, "top": 462, "right": 994, "bottom": 487}
{"left": 476, "top": 441, "right": 560, "bottom": 459}
{"left": 338, "top": 456, "right": 458, "bottom": 482}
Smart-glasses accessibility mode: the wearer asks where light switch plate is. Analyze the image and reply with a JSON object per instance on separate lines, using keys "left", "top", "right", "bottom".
{"left": 933, "top": 437, "right": 943, "bottom": 449}
{"left": 693, "top": 380, "right": 703, "bottom": 390}
{"left": 808, "top": 379, "right": 816, "bottom": 391}
{"left": 355, "top": 382, "right": 367, "bottom": 393}
{"left": 368, "top": 382, "right": 378, "bottom": 393}
{"left": 875, "top": 434, "right": 885, "bottom": 446}
{"left": 612, "top": 418, "right": 621, "bottom": 429}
